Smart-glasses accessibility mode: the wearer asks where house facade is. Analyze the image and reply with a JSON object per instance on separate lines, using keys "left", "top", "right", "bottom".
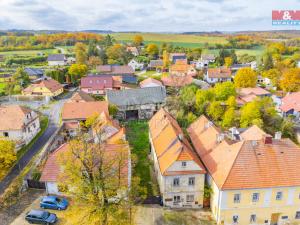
{"left": 128, "top": 59, "right": 144, "bottom": 71}
{"left": 80, "top": 75, "right": 114, "bottom": 95}
{"left": 23, "top": 79, "right": 64, "bottom": 97}
{"left": 148, "top": 60, "right": 163, "bottom": 72}
{"left": 0, "top": 105, "right": 40, "bottom": 149}
{"left": 149, "top": 108, "right": 206, "bottom": 208}
{"left": 47, "top": 54, "right": 67, "bottom": 66}
{"left": 280, "top": 92, "right": 300, "bottom": 119}
{"left": 106, "top": 86, "right": 166, "bottom": 120}
{"left": 188, "top": 115, "right": 300, "bottom": 225}
{"left": 205, "top": 68, "right": 232, "bottom": 84}
{"left": 169, "top": 53, "right": 187, "bottom": 63}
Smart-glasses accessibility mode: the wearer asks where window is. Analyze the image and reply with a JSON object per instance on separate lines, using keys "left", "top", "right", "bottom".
{"left": 33, "top": 123, "right": 36, "bottom": 129}
{"left": 188, "top": 177, "right": 195, "bottom": 186}
{"left": 173, "top": 195, "right": 180, "bottom": 203}
{"left": 186, "top": 195, "right": 194, "bottom": 202}
{"left": 296, "top": 211, "right": 300, "bottom": 219}
{"left": 252, "top": 193, "right": 260, "bottom": 202}
{"left": 173, "top": 178, "right": 180, "bottom": 186}
{"left": 276, "top": 191, "right": 282, "bottom": 200}
{"left": 233, "top": 215, "right": 239, "bottom": 223}
{"left": 182, "top": 161, "right": 187, "bottom": 167}
{"left": 281, "top": 216, "right": 288, "bottom": 220}
{"left": 3, "top": 132, "right": 9, "bottom": 137}
{"left": 234, "top": 194, "right": 240, "bottom": 203}
{"left": 250, "top": 214, "right": 256, "bottom": 223}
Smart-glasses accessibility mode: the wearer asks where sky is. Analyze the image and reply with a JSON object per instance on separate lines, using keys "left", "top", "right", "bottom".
{"left": 0, "top": 0, "right": 300, "bottom": 32}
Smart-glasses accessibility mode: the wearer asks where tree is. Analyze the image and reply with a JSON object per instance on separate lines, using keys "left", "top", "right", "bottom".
{"left": 206, "top": 101, "right": 224, "bottom": 121}
{"left": 146, "top": 44, "right": 159, "bottom": 58}
{"left": 224, "top": 57, "right": 233, "bottom": 67}
{"left": 13, "top": 67, "right": 30, "bottom": 87}
{"left": 281, "top": 117, "right": 297, "bottom": 143}
{"left": 262, "top": 52, "right": 274, "bottom": 70}
{"left": 179, "top": 85, "right": 198, "bottom": 112}
{"left": 222, "top": 107, "right": 236, "bottom": 128}
{"left": 240, "top": 101, "right": 262, "bottom": 128}
{"left": 0, "top": 139, "right": 16, "bottom": 177}
{"left": 234, "top": 68, "right": 257, "bottom": 88}
{"left": 60, "top": 132, "right": 132, "bottom": 225}
{"left": 195, "top": 89, "right": 215, "bottom": 113}
{"left": 262, "top": 68, "right": 281, "bottom": 87}
{"left": 106, "top": 44, "right": 130, "bottom": 65}
{"left": 75, "top": 42, "right": 88, "bottom": 64}
{"left": 88, "top": 56, "right": 102, "bottom": 69}
{"left": 280, "top": 68, "right": 300, "bottom": 92}
{"left": 133, "top": 35, "right": 143, "bottom": 46}
{"left": 68, "top": 64, "right": 88, "bottom": 83}
{"left": 226, "top": 96, "right": 237, "bottom": 108}
{"left": 162, "top": 50, "right": 169, "bottom": 69}
{"left": 214, "top": 81, "right": 236, "bottom": 101}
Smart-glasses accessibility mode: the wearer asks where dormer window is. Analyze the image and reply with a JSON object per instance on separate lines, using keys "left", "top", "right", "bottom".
{"left": 182, "top": 161, "right": 187, "bottom": 167}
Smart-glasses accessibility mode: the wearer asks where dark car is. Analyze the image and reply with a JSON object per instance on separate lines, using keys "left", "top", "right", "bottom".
{"left": 25, "top": 209, "right": 57, "bottom": 224}
{"left": 40, "top": 196, "right": 68, "bottom": 210}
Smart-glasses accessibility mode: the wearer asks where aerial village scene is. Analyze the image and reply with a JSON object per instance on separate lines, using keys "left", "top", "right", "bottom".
{"left": 0, "top": 1, "right": 300, "bottom": 225}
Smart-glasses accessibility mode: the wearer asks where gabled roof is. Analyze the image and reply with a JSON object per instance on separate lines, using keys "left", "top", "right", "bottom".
{"left": 23, "top": 79, "right": 63, "bottom": 94}
{"left": 68, "top": 91, "right": 95, "bottom": 103}
{"left": 149, "top": 108, "right": 206, "bottom": 176}
{"left": 80, "top": 75, "right": 113, "bottom": 90}
{"left": 139, "top": 78, "right": 163, "bottom": 88}
{"left": 280, "top": 92, "right": 300, "bottom": 113}
{"left": 188, "top": 115, "right": 300, "bottom": 190}
{"left": 62, "top": 101, "right": 109, "bottom": 121}
{"left": 96, "top": 65, "right": 134, "bottom": 75}
{"left": 24, "top": 68, "right": 44, "bottom": 77}
{"left": 239, "top": 87, "right": 270, "bottom": 96}
{"left": 106, "top": 86, "right": 166, "bottom": 107}
{"left": 47, "top": 54, "right": 65, "bottom": 61}
{"left": 0, "top": 105, "right": 33, "bottom": 130}
{"left": 161, "top": 74, "right": 193, "bottom": 87}
{"left": 207, "top": 68, "right": 232, "bottom": 78}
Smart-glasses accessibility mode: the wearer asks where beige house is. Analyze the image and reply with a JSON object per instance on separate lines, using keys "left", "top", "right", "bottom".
{"left": 23, "top": 79, "right": 64, "bottom": 97}
{"left": 0, "top": 105, "right": 40, "bottom": 150}
{"left": 149, "top": 108, "right": 206, "bottom": 208}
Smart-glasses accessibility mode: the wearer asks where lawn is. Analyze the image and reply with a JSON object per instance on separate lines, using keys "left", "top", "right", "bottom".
{"left": 0, "top": 83, "right": 7, "bottom": 94}
{"left": 125, "top": 121, "right": 159, "bottom": 197}
{"left": 113, "top": 32, "right": 228, "bottom": 48}
{"left": 203, "top": 45, "right": 265, "bottom": 58}
{"left": 0, "top": 48, "right": 58, "bottom": 56}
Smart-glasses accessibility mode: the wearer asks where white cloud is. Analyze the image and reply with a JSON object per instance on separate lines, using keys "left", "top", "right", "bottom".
{"left": 0, "top": 0, "right": 299, "bottom": 31}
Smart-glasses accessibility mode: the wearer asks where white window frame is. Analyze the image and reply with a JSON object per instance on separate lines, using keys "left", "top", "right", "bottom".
{"left": 186, "top": 195, "right": 194, "bottom": 202}
{"left": 188, "top": 177, "right": 195, "bottom": 186}
{"left": 173, "top": 178, "right": 180, "bottom": 187}
{"left": 234, "top": 194, "right": 240, "bottom": 203}
{"left": 276, "top": 191, "right": 282, "bottom": 200}
{"left": 252, "top": 193, "right": 260, "bottom": 202}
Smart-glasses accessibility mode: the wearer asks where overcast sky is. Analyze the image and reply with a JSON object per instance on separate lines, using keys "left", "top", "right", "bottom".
{"left": 0, "top": 0, "right": 299, "bottom": 32}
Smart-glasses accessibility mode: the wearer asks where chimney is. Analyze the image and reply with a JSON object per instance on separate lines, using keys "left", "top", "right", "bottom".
{"left": 216, "top": 133, "right": 225, "bottom": 143}
{"left": 205, "top": 121, "right": 213, "bottom": 129}
{"left": 178, "top": 134, "right": 183, "bottom": 141}
{"left": 264, "top": 135, "right": 273, "bottom": 144}
{"left": 275, "top": 131, "right": 282, "bottom": 140}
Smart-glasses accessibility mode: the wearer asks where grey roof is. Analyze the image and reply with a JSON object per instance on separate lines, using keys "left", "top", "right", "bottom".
{"left": 106, "top": 86, "right": 166, "bottom": 107}
{"left": 24, "top": 68, "right": 44, "bottom": 76}
{"left": 47, "top": 54, "right": 65, "bottom": 61}
{"left": 201, "top": 54, "right": 215, "bottom": 61}
{"left": 149, "top": 60, "right": 163, "bottom": 67}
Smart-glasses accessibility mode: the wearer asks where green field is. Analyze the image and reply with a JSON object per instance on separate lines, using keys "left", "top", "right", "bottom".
{"left": 0, "top": 83, "right": 6, "bottom": 93}
{"left": 203, "top": 46, "right": 265, "bottom": 58}
{"left": 112, "top": 32, "right": 228, "bottom": 48}
{"left": 0, "top": 48, "right": 57, "bottom": 56}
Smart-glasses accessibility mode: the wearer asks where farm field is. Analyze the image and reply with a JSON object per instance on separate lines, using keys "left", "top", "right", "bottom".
{"left": 203, "top": 46, "right": 265, "bottom": 58}
{"left": 112, "top": 32, "right": 228, "bottom": 47}
{"left": 0, "top": 45, "right": 73, "bottom": 56}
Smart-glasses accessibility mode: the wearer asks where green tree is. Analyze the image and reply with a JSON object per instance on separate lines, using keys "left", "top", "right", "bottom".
{"left": 0, "top": 139, "right": 16, "bottom": 177}
{"left": 240, "top": 101, "right": 261, "bottom": 128}
{"left": 262, "top": 52, "right": 274, "bottom": 70}
{"left": 13, "top": 67, "right": 30, "bottom": 87}
{"left": 214, "top": 81, "right": 236, "bottom": 101}
{"left": 75, "top": 42, "right": 88, "bottom": 64}
{"left": 234, "top": 68, "right": 257, "bottom": 88}
{"left": 146, "top": 43, "right": 159, "bottom": 58}
{"left": 195, "top": 89, "right": 215, "bottom": 113}
{"left": 226, "top": 96, "right": 237, "bottom": 108}
{"left": 179, "top": 85, "right": 198, "bottom": 112}
{"left": 206, "top": 101, "right": 224, "bottom": 121}
{"left": 222, "top": 107, "right": 236, "bottom": 128}
{"left": 68, "top": 64, "right": 88, "bottom": 83}
{"left": 281, "top": 117, "right": 297, "bottom": 143}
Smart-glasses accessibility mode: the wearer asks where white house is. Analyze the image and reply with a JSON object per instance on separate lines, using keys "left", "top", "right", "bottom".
{"left": 149, "top": 108, "right": 206, "bottom": 208}
{"left": 47, "top": 54, "right": 67, "bottom": 66}
{"left": 128, "top": 59, "right": 144, "bottom": 71}
{"left": 205, "top": 67, "right": 232, "bottom": 84}
{"left": 196, "top": 54, "right": 216, "bottom": 69}
{"left": 0, "top": 105, "right": 40, "bottom": 150}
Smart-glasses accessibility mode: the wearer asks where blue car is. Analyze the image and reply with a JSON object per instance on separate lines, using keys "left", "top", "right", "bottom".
{"left": 25, "top": 209, "right": 57, "bottom": 224}
{"left": 40, "top": 196, "right": 68, "bottom": 210}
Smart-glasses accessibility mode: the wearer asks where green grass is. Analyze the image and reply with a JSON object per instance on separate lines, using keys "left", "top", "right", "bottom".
{"left": 125, "top": 121, "right": 157, "bottom": 196}
{"left": 113, "top": 32, "right": 228, "bottom": 48}
{"left": 203, "top": 45, "right": 265, "bottom": 58}
{"left": 16, "top": 115, "right": 49, "bottom": 159}
{"left": 0, "top": 48, "right": 58, "bottom": 56}
{"left": 0, "top": 83, "right": 7, "bottom": 93}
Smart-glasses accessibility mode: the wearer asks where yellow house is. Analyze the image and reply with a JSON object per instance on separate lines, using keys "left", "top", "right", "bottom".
{"left": 188, "top": 115, "right": 300, "bottom": 225}
{"left": 23, "top": 79, "right": 63, "bottom": 97}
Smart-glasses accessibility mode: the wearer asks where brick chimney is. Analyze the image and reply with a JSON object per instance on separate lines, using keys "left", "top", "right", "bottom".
{"left": 264, "top": 135, "right": 273, "bottom": 144}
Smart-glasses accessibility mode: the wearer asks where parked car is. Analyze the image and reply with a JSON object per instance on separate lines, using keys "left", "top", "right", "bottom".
{"left": 25, "top": 209, "right": 57, "bottom": 224}
{"left": 40, "top": 196, "right": 68, "bottom": 210}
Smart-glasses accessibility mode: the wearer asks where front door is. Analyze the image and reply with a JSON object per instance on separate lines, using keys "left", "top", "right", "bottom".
{"left": 271, "top": 213, "right": 280, "bottom": 225}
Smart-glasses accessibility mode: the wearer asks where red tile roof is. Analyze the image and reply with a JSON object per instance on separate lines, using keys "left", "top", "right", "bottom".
{"left": 81, "top": 76, "right": 113, "bottom": 90}
{"left": 207, "top": 68, "right": 232, "bottom": 78}
{"left": 96, "top": 65, "right": 134, "bottom": 75}
{"left": 62, "top": 101, "right": 109, "bottom": 121}
{"left": 149, "top": 108, "right": 206, "bottom": 176}
{"left": 280, "top": 92, "right": 300, "bottom": 113}
{"left": 139, "top": 78, "right": 163, "bottom": 88}
{"left": 188, "top": 115, "right": 300, "bottom": 190}
{"left": 161, "top": 74, "right": 193, "bottom": 87}
{"left": 0, "top": 105, "right": 33, "bottom": 130}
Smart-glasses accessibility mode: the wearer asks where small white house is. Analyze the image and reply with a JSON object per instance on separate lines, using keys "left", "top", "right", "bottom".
{"left": 128, "top": 59, "right": 144, "bottom": 71}
{"left": 0, "top": 105, "right": 40, "bottom": 150}
{"left": 149, "top": 108, "right": 206, "bottom": 208}
{"left": 47, "top": 54, "right": 67, "bottom": 66}
{"left": 205, "top": 67, "right": 232, "bottom": 84}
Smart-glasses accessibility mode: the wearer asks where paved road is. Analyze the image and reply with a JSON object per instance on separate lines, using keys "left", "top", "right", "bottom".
{"left": 0, "top": 90, "right": 74, "bottom": 195}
